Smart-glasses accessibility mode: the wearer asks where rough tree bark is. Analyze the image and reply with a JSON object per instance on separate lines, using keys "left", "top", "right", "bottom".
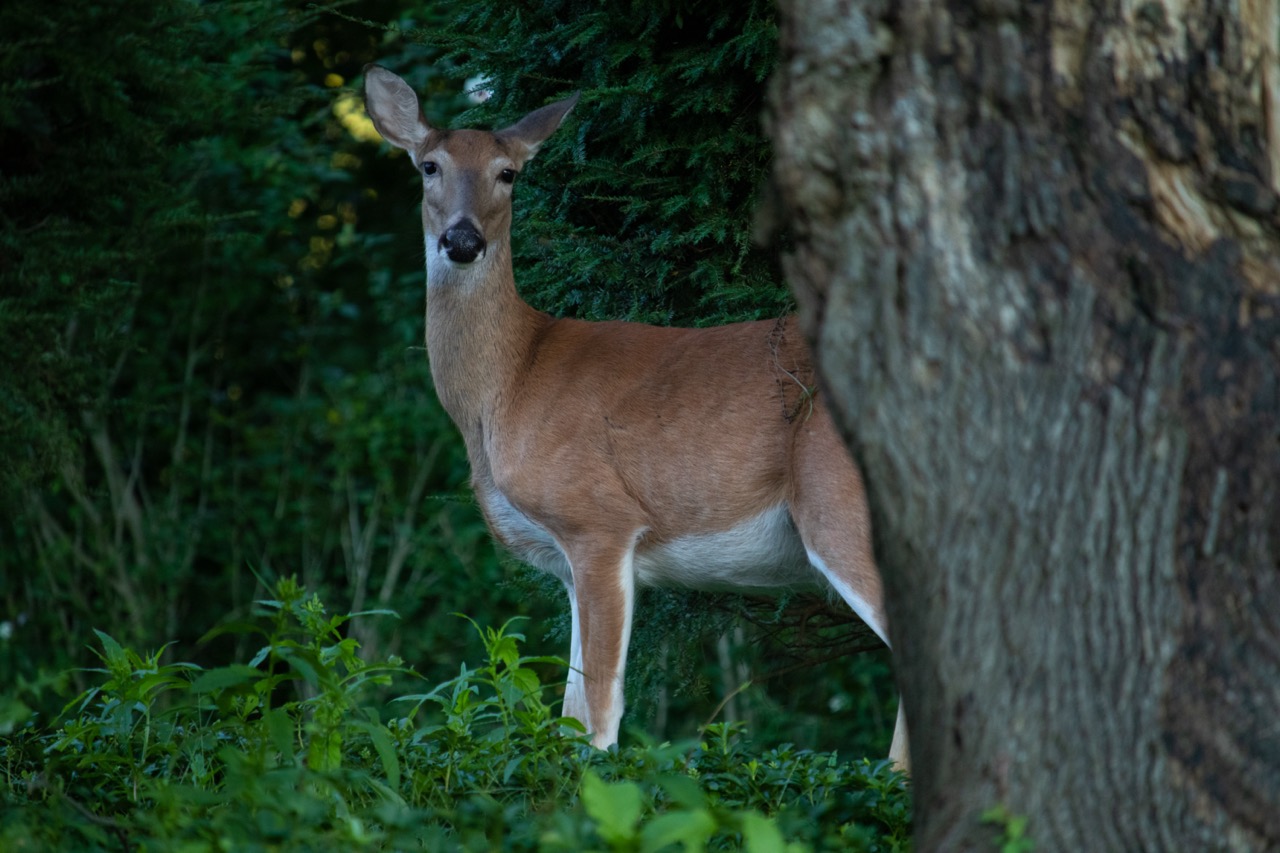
{"left": 766, "top": 0, "right": 1280, "bottom": 849}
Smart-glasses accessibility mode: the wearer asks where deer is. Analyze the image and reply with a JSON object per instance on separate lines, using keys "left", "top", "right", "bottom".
{"left": 362, "top": 65, "right": 908, "bottom": 769}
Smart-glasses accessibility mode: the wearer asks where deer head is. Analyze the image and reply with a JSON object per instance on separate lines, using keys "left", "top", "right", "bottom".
{"left": 363, "top": 65, "right": 579, "bottom": 282}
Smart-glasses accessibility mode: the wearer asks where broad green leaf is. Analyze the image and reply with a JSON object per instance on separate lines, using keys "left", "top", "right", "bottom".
{"left": 741, "top": 812, "right": 787, "bottom": 853}
{"left": 247, "top": 644, "right": 272, "bottom": 669}
{"left": 640, "top": 809, "right": 717, "bottom": 852}
{"left": 581, "top": 771, "right": 644, "bottom": 845}
{"left": 352, "top": 719, "right": 401, "bottom": 790}
{"left": 91, "top": 629, "right": 128, "bottom": 670}
{"left": 265, "top": 708, "right": 295, "bottom": 761}
{"left": 491, "top": 634, "right": 519, "bottom": 671}
{"left": 0, "top": 695, "right": 33, "bottom": 735}
{"left": 276, "top": 649, "right": 321, "bottom": 686}
{"left": 656, "top": 774, "right": 706, "bottom": 810}
{"left": 511, "top": 667, "right": 542, "bottom": 697}
{"left": 135, "top": 671, "right": 187, "bottom": 700}
{"left": 190, "top": 665, "right": 264, "bottom": 694}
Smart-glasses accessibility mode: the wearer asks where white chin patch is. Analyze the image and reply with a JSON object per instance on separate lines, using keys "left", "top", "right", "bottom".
{"left": 428, "top": 250, "right": 485, "bottom": 285}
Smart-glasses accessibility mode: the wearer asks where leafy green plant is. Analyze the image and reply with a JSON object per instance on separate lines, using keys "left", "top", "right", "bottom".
{"left": 1, "top": 582, "right": 910, "bottom": 851}
{"left": 394, "top": 613, "right": 587, "bottom": 810}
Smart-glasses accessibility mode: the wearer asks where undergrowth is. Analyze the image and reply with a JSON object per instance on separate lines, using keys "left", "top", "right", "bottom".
{"left": 0, "top": 579, "right": 910, "bottom": 851}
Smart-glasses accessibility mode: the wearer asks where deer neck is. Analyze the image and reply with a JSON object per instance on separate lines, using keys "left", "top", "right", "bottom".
{"left": 423, "top": 239, "right": 547, "bottom": 450}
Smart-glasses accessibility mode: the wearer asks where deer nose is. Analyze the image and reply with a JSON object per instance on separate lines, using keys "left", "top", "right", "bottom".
{"left": 439, "top": 221, "right": 486, "bottom": 264}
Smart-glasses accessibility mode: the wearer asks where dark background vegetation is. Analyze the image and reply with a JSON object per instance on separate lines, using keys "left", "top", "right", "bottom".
{"left": 1, "top": 0, "right": 895, "bottom": 758}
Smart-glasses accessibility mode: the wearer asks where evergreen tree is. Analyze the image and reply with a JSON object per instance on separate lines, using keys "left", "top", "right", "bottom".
{"left": 1, "top": 0, "right": 231, "bottom": 494}
{"left": 401, "top": 0, "right": 788, "bottom": 325}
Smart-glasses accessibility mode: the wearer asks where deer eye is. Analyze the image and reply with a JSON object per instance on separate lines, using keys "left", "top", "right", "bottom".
{"left": 499, "top": 168, "right": 516, "bottom": 185}
{"left": 421, "top": 161, "right": 439, "bottom": 177}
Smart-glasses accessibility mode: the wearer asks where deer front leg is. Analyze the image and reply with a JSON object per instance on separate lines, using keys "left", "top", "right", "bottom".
{"left": 565, "top": 543, "right": 637, "bottom": 748}
{"left": 562, "top": 585, "right": 589, "bottom": 728}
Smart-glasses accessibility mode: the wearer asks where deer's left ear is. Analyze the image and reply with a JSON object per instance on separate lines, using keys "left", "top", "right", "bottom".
{"left": 496, "top": 92, "right": 580, "bottom": 162}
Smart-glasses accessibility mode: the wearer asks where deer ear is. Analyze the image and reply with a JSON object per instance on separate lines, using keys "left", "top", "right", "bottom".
{"left": 363, "top": 65, "right": 430, "bottom": 152}
{"left": 496, "top": 92, "right": 580, "bottom": 162}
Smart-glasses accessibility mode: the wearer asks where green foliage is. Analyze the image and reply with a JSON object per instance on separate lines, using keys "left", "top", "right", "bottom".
{"left": 1, "top": 0, "right": 525, "bottom": 707}
{"left": 0, "top": 585, "right": 911, "bottom": 850}
{"left": 0, "top": 0, "right": 213, "bottom": 490}
{"left": 401, "top": 0, "right": 789, "bottom": 325}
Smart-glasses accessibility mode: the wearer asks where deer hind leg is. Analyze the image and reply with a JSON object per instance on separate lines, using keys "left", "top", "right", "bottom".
{"left": 791, "top": 407, "right": 910, "bottom": 771}
{"left": 562, "top": 539, "right": 637, "bottom": 749}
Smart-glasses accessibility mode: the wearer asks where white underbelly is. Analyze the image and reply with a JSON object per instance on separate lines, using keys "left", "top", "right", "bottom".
{"left": 634, "top": 504, "right": 815, "bottom": 591}
{"left": 482, "top": 489, "right": 817, "bottom": 592}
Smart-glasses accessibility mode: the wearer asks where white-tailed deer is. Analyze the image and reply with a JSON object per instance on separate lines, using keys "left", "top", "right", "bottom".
{"left": 363, "top": 65, "right": 907, "bottom": 768}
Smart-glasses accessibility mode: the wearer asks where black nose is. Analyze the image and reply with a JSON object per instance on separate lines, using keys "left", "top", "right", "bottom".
{"left": 439, "top": 221, "right": 486, "bottom": 264}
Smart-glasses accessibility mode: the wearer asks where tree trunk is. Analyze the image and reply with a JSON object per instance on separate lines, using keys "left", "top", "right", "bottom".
{"left": 766, "top": 0, "right": 1280, "bottom": 848}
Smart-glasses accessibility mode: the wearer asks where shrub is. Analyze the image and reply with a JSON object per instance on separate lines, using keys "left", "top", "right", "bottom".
{"left": 1, "top": 582, "right": 911, "bottom": 851}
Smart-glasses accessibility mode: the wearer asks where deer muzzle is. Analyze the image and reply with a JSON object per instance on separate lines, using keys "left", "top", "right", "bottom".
{"left": 439, "top": 220, "right": 486, "bottom": 264}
